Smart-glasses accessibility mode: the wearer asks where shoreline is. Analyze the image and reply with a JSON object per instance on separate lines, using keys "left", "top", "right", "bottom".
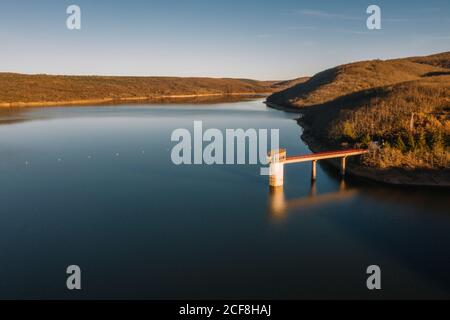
{"left": 263, "top": 100, "right": 303, "bottom": 113}
{"left": 265, "top": 100, "right": 450, "bottom": 187}
{"left": 0, "top": 92, "right": 271, "bottom": 108}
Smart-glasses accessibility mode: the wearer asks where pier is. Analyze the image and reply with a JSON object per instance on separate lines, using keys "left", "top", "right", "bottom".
{"left": 268, "top": 148, "right": 369, "bottom": 188}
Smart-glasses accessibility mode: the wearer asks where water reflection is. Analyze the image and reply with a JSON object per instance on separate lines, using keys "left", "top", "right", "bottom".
{"left": 268, "top": 178, "right": 358, "bottom": 219}
{"left": 0, "top": 108, "right": 30, "bottom": 125}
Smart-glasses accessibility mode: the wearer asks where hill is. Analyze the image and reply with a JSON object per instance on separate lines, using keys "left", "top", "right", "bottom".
{"left": 0, "top": 74, "right": 293, "bottom": 107}
{"left": 406, "top": 52, "right": 450, "bottom": 69}
{"left": 267, "top": 77, "right": 310, "bottom": 91}
{"left": 267, "top": 52, "right": 450, "bottom": 185}
{"left": 267, "top": 53, "right": 450, "bottom": 108}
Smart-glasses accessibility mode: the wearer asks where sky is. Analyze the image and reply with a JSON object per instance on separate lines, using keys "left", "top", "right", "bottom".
{"left": 0, "top": 0, "right": 449, "bottom": 80}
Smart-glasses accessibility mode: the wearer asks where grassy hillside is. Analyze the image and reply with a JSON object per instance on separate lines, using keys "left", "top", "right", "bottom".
{"left": 406, "top": 52, "right": 450, "bottom": 69}
{"left": 268, "top": 52, "right": 450, "bottom": 108}
{"left": 0, "top": 73, "right": 291, "bottom": 107}
{"left": 267, "top": 52, "right": 450, "bottom": 183}
{"left": 268, "top": 77, "right": 310, "bottom": 91}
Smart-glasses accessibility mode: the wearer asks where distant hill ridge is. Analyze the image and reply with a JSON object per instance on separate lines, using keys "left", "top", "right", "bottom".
{"left": 267, "top": 52, "right": 450, "bottom": 108}
{"left": 0, "top": 74, "right": 302, "bottom": 107}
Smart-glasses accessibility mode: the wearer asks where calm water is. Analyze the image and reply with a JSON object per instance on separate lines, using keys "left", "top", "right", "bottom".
{"left": 0, "top": 99, "right": 449, "bottom": 299}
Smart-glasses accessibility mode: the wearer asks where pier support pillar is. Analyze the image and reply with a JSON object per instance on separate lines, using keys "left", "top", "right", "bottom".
{"left": 340, "top": 157, "right": 347, "bottom": 176}
{"left": 311, "top": 160, "right": 317, "bottom": 181}
{"left": 269, "top": 162, "right": 284, "bottom": 188}
{"left": 268, "top": 149, "right": 286, "bottom": 189}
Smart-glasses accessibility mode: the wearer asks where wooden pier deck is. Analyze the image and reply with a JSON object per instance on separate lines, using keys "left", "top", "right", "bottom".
{"left": 284, "top": 149, "right": 369, "bottom": 164}
{"left": 268, "top": 148, "right": 369, "bottom": 188}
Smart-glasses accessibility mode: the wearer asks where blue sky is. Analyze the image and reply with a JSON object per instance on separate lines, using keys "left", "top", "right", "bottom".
{"left": 0, "top": 0, "right": 449, "bottom": 79}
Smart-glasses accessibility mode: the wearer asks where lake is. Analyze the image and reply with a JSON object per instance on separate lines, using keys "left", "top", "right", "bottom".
{"left": 0, "top": 99, "right": 449, "bottom": 299}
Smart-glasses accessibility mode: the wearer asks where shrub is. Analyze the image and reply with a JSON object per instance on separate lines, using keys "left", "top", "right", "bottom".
{"left": 342, "top": 121, "right": 357, "bottom": 141}
{"left": 394, "top": 135, "right": 407, "bottom": 153}
{"left": 361, "top": 133, "right": 372, "bottom": 148}
{"left": 416, "top": 130, "right": 427, "bottom": 150}
{"left": 407, "top": 132, "right": 416, "bottom": 151}
{"left": 431, "top": 132, "right": 444, "bottom": 151}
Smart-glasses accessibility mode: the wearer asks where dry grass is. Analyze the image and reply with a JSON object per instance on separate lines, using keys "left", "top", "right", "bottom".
{"left": 406, "top": 51, "right": 450, "bottom": 69}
